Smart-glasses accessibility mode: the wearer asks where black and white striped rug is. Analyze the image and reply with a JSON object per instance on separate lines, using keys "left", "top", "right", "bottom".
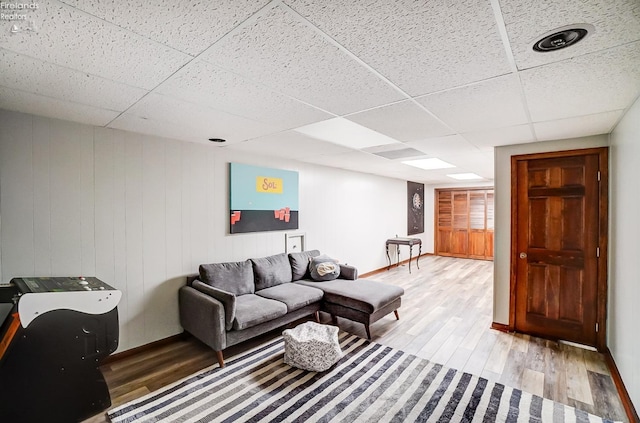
{"left": 107, "top": 333, "right": 618, "bottom": 422}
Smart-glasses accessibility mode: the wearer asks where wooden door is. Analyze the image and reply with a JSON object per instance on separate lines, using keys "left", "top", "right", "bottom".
{"left": 436, "top": 188, "right": 494, "bottom": 260}
{"left": 512, "top": 148, "right": 608, "bottom": 349}
{"left": 451, "top": 191, "right": 469, "bottom": 256}
{"left": 486, "top": 191, "right": 494, "bottom": 260}
{"left": 469, "top": 191, "right": 487, "bottom": 259}
{"left": 437, "top": 191, "right": 452, "bottom": 255}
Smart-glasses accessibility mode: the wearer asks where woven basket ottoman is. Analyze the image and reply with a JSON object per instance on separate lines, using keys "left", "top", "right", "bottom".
{"left": 283, "top": 322, "right": 342, "bottom": 372}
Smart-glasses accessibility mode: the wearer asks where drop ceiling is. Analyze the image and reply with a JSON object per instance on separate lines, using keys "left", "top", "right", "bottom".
{"left": 1, "top": 0, "right": 639, "bottom": 183}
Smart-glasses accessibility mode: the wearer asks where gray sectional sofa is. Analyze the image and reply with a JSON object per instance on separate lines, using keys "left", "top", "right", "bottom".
{"left": 179, "top": 250, "right": 404, "bottom": 367}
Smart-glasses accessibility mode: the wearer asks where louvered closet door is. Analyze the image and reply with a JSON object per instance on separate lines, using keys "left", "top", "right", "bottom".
{"left": 451, "top": 192, "right": 469, "bottom": 256}
{"left": 435, "top": 188, "right": 494, "bottom": 260}
{"left": 468, "top": 191, "right": 487, "bottom": 259}
{"left": 486, "top": 191, "right": 494, "bottom": 260}
{"left": 436, "top": 191, "right": 452, "bottom": 255}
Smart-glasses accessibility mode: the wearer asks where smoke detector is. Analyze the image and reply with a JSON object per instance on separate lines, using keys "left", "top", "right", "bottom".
{"left": 532, "top": 24, "right": 594, "bottom": 52}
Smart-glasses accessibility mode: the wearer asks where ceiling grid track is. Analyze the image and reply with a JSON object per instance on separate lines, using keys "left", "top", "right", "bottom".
{"left": 488, "top": 0, "right": 539, "bottom": 142}
{"left": 277, "top": 0, "right": 460, "bottom": 138}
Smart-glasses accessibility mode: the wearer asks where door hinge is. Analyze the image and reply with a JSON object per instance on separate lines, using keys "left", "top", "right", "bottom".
{"left": 596, "top": 323, "right": 599, "bottom": 333}
{"left": 597, "top": 247, "right": 600, "bottom": 257}
{"left": 597, "top": 171, "right": 601, "bottom": 181}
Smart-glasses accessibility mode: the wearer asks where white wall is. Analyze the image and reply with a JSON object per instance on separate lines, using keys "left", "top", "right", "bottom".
{"left": 493, "top": 135, "right": 609, "bottom": 324}
{"left": 0, "top": 109, "right": 426, "bottom": 351}
{"left": 609, "top": 96, "right": 640, "bottom": 409}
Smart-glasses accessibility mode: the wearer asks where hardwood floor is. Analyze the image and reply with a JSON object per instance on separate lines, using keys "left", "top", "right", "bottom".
{"left": 85, "top": 255, "right": 627, "bottom": 422}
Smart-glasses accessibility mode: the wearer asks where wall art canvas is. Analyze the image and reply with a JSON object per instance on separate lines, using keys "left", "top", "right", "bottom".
{"left": 229, "top": 163, "right": 299, "bottom": 234}
{"left": 407, "top": 181, "right": 424, "bottom": 235}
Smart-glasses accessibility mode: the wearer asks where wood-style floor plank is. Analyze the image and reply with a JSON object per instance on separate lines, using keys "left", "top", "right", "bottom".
{"left": 521, "top": 368, "right": 545, "bottom": 397}
{"left": 83, "top": 255, "right": 627, "bottom": 422}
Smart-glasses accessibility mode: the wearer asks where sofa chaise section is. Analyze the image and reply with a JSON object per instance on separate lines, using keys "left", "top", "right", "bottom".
{"left": 296, "top": 278, "right": 403, "bottom": 339}
{"left": 290, "top": 251, "right": 404, "bottom": 340}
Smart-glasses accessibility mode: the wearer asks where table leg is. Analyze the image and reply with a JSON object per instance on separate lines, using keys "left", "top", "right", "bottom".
{"left": 417, "top": 243, "right": 421, "bottom": 269}
{"left": 386, "top": 243, "right": 391, "bottom": 270}
{"left": 396, "top": 245, "right": 400, "bottom": 268}
{"left": 408, "top": 245, "right": 413, "bottom": 273}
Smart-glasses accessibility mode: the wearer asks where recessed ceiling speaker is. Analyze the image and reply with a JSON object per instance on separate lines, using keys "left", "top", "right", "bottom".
{"left": 532, "top": 23, "right": 594, "bottom": 52}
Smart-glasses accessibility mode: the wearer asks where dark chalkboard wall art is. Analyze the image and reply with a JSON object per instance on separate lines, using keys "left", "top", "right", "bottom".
{"left": 407, "top": 181, "right": 424, "bottom": 235}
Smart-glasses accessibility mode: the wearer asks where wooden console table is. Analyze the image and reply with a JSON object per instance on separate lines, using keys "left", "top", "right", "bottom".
{"left": 386, "top": 237, "right": 422, "bottom": 273}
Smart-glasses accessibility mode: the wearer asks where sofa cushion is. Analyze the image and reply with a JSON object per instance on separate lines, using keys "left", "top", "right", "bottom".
{"left": 296, "top": 279, "right": 404, "bottom": 314}
{"left": 232, "top": 294, "right": 288, "bottom": 331}
{"left": 192, "top": 280, "right": 236, "bottom": 331}
{"left": 199, "top": 260, "right": 254, "bottom": 296}
{"left": 288, "top": 250, "right": 321, "bottom": 281}
{"left": 251, "top": 253, "right": 292, "bottom": 290}
{"left": 256, "top": 284, "right": 324, "bottom": 312}
{"left": 308, "top": 254, "right": 341, "bottom": 281}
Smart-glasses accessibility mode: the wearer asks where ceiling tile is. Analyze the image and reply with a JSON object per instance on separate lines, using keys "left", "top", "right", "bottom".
{"left": 433, "top": 151, "right": 495, "bottom": 180}
{"left": 300, "top": 150, "right": 392, "bottom": 174}
{"left": 370, "top": 148, "right": 426, "bottom": 160}
{"left": 408, "top": 136, "right": 480, "bottom": 159}
{"left": 155, "top": 60, "right": 331, "bottom": 130}
{"left": 408, "top": 135, "right": 485, "bottom": 157}
{"left": 534, "top": 110, "right": 624, "bottom": 141}
{"left": 521, "top": 42, "right": 640, "bottom": 122}
{"left": 198, "top": 4, "right": 404, "bottom": 115}
{"left": 0, "top": 49, "right": 147, "bottom": 111}
{"left": 225, "top": 131, "right": 353, "bottom": 160}
{"left": 107, "top": 113, "right": 207, "bottom": 144}
{"left": 0, "top": 1, "right": 191, "bottom": 90}
{"left": 462, "top": 124, "right": 535, "bottom": 147}
{"left": 381, "top": 168, "right": 455, "bottom": 184}
{"left": 59, "top": 0, "right": 270, "bottom": 56}
{"left": 113, "top": 93, "right": 278, "bottom": 143}
{"left": 284, "top": 0, "right": 512, "bottom": 96}
{"left": 0, "top": 85, "right": 119, "bottom": 126}
{"left": 345, "top": 100, "right": 452, "bottom": 142}
{"left": 438, "top": 150, "right": 493, "bottom": 166}
{"left": 500, "top": 0, "right": 640, "bottom": 70}
{"left": 380, "top": 161, "right": 451, "bottom": 182}
{"left": 416, "top": 74, "right": 529, "bottom": 132}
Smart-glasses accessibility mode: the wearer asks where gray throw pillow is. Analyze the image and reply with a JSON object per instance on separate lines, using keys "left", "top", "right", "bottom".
{"left": 199, "top": 260, "right": 255, "bottom": 295}
{"left": 309, "top": 254, "right": 341, "bottom": 281}
{"left": 251, "top": 253, "right": 292, "bottom": 290}
{"left": 288, "top": 250, "right": 320, "bottom": 281}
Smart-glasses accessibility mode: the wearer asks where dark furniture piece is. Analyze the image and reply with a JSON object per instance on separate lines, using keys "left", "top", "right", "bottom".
{"left": 386, "top": 237, "right": 422, "bottom": 273}
{"left": 0, "top": 277, "right": 120, "bottom": 423}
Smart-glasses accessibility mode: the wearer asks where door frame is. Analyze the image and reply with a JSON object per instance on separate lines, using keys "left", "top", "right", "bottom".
{"left": 509, "top": 147, "right": 609, "bottom": 351}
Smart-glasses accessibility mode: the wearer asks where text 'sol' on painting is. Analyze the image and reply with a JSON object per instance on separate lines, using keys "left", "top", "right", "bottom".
{"left": 229, "top": 163, "right": 299, "bottom": 234}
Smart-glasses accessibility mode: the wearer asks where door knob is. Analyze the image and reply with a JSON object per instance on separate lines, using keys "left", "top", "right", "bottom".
{"left": 519, "top": 252, "right": 527, "bottom": 259}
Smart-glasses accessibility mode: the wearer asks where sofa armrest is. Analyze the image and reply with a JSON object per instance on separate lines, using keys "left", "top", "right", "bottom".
{"left": 186, "top": 273, "right": 199, "bottom": 286}
{"left": 339, "top": 264, "right": 358, "bottom": 280}
{"left": 179, "top": 285, "right": 226, "bottom": 351}
{"left": 192, "top": 280, "right": 236, "bottom": 330}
